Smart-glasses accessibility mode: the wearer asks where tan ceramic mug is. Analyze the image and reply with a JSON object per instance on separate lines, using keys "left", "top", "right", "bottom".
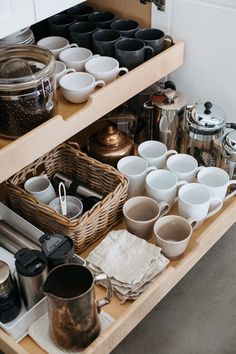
{"left": 154, "top": 215, "right": 198, "bottom": 259}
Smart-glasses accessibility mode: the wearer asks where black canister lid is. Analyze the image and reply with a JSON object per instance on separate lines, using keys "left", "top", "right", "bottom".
{"left": 40, "top": 234, "right": 74, "bottom": 265}
{"left": 15, "top": 249, "right": 47, "bottom": 277}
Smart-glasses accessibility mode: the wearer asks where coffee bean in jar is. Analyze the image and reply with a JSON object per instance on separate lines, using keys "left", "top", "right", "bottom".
{"left": 0, "top": 45, "right": 57, "bottom": 138}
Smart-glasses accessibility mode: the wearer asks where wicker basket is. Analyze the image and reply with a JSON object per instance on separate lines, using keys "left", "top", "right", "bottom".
{"left": 6, "top": 143, "right": 128, "bottom": 253}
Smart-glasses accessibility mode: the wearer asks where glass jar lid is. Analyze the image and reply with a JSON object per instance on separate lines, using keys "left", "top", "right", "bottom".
{"left": 187, "top": 101, "right": 226, "bottom": 134}
{"left": 152, "top": 89, "right": 187, "bottom": 110}
{"left": 0, "top": 45, "right": 55, "bottom": 91}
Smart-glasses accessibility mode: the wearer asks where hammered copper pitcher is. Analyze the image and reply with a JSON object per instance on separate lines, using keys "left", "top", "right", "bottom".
{"left": 42, "top": 264, "right": 112, "bottom": 351}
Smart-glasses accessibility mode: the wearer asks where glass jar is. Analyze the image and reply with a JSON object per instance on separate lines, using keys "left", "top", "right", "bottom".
{"left": 0, "top": 45, "right": 57, "bottom": 138}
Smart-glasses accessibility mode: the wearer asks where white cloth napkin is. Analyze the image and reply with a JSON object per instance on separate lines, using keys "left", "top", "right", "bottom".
{"left": 86, "top": 229, "right": 169, "bottom": 303}
{"left": 28, "top": 311, "right": 114, "bottom": 354}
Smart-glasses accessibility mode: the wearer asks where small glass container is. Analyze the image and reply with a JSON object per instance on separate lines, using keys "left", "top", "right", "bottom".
{"left": 0, "top": 45, "right": 57, "bottom": 138}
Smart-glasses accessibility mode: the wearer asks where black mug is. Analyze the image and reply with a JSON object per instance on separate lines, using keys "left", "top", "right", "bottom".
{"left": 70, "top": 22, "right": 97, "bottom": 50}
{"left": 111, "top": 19, "right": 139, "bottom": 38}
{"left": 88, "top": 11, "right": 115, "bottom": 29}
{"left": 115, "top": 38, "right": 154, "bottom": 70}
{"left": 93, "top": 29, "right": 121, "bottom": 57}
{"left": 67, "top": 4, "right": 94, "bottom": 21}
{"left": 135, "top": 28, "right": 173, "bottom": 55}
{"left": 48, "top": 14, "right": 76, "bottom": 40}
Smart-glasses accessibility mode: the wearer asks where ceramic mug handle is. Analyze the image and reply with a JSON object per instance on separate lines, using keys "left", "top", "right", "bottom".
{"left": 64, "top": 68, "right": 76, "bottom": 74}
{"left": 224, "top": 180, "right": 236, "bottom": 201}
{"left": 187, "top": 218, "right": 198, "bottom": 230}
{"left": 163, "top": 35, "right": 174, "bottom": 47}
{"left": 159, "top": 201, "right": 170, "bottom": 216}
{"left": 94, "top": 80, "right": 106, "bottom": 88}
{"left": 166, "top": 150, "right": 178, "bottom": 158}
{"left": 206, "top": 197, "right": 224, "bottom": 220}
{"left": 144, "top": 45, "right": 154, "bottom": 61}
{"left": 173, "top": 180, "right": 188, "bottom": 204}
{"left": 94, "top": 273, "right": 112, "bottom": 312}
{"left": 147, "top": 166, "right": 157, "bottom": 174}
{"left": 68, "top": 43, "right": 78, "bottom": 48}
{"left": 118, "top": 67, "right": 129, "bottom": 75}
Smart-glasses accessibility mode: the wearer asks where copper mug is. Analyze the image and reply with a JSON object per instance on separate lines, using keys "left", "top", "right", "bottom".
{"left": 42, "top": 264, "right": 112, "bottom": 351}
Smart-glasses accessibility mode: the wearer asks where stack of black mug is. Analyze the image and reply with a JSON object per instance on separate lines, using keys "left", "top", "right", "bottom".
{"left": 40, "top": 2, "right": 173, "bottom": 71}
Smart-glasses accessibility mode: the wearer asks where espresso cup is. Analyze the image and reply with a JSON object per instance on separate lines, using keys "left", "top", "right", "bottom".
{"left": 146, "top": 170, "right": 187, "bottom": 210}
{"left": 48, "top": 14, "right": 76, "bottom": 40}
{"left": 59, "top": 47, "right": 98, "bottom": 72}
{"left": 167, "top": 154, "right": 203, "bottom": 182}
{"left": 197, "top": 166, "right": 236, "bottom": 201}
{"left": 24, "top": 175, "right": 56, "bottom": 204}
{"left": 37, "top": 36, "right": 78, "bottom": 59}
{"left": 92, "top": 29, "right": 121, "bottom": 57}
{"left": 123, "top": 196, "right": 169, "bottom": 240}
{"left": 154, "top": 215, "right": 197, "bottom": 259}
{"left": 178, "top": 183, "right": 223, "bottom": 227}
{"left": 69, "top": 22, "right": 97, "bottom": 50}
{"left": 55, "top": 61, "right": 75, "bottom": 88}
{"left": 67, "top": 4, "right": 94, "bottom": 21}
{"left": 135, "top": 28, "right": 173, "bottom": 55}
{"left": 60, "top": 72, "right": 105, "bottom": 103}
{"left": 111, "top": 19, "right": 139, "bottom": 38}
{"left": 115, "top": 38, "right": 154, "bottom": 70}
{"left": 49, "top": 195, "right": 83, "bottom": 219}
{"left": 117, "top": 156, "right": 157, "bottom": 198}
{"left": 85, "top": 56, "right": 128, "bottom": 84}
{"left": 138, "top": 140, "right": 177, "bottom": 168}
{"left": 88, "top": 11, "right": 115, "bottom": 29}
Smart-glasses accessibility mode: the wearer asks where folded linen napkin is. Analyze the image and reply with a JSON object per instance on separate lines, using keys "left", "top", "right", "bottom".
{"left": 86, "top": 229, "right": 169, "bottom": 303}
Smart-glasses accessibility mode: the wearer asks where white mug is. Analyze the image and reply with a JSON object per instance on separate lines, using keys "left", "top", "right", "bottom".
{"left": 178, "top": 183, "right": 223, "bottom": 227}
{"left": 85, "top": 56, "right": 128, "bottom": 84}
{"left": 55, "top": 61, "right": 75, "bottom": 88}
{"left": 146, "top": 169, "right": 187, "bottom": 210}
{"left": 24, "top": 175, "right": 56, "bottom": 204}
{"left": 117, "top": 156, "right": 157, "bottom": 198}
{"left": 59, "top": 72, "right": 105, "bottom": 103}
{"left": 167, "top": 153, "right": 203, "bottom": 182}
{"left": 123, "top": 196, "right": 169, "bottom": 240}
{"left": 197, "top": 166, "right": 236, "bottom": 201}
{"left": 37, "top": 36, "right": 78, "bottom": 58}
{"left": 138, "top": 140, "right": 177, "bottom": 168}
{"left": 59, "top": 47, "right": 98, "bottom": 72}
{"left": 154, "top": 215, "right": 197, "bottom": 259}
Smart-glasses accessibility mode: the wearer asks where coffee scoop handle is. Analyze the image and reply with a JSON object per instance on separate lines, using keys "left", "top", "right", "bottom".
{"left": 94, "top": 273, "right": 112, "bottom": 312}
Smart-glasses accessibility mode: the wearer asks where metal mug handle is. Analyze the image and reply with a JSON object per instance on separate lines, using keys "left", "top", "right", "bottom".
{"left": 94, "top": 273, "right": 113, "bottom": 312}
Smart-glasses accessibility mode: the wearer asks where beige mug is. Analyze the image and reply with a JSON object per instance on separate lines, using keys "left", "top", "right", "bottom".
{"left": 123, "top": 196, "right": 169, "bottom": 240}
{"left": 154, "top": 215, "right": 197, "bottom": 259}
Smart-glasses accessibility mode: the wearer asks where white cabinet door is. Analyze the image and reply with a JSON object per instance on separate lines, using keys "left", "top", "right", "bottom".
{"left": 0, "top": 0, "right": 35, "bottom": 39}
{"left": 152, "top": 0, "right": 236, "bottom": 121}
{"left": 34, "top": 0, "right": 85, "bottom": 21}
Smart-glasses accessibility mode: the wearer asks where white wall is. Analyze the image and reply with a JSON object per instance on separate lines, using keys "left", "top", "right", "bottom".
{"left": 152, "top": 0, "right": 236, "bottom": 122}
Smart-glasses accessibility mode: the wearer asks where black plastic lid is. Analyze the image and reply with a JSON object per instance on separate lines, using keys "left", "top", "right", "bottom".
{"left": 40, "top": 234, "right": 74, "bottom": 265}
{"left": 15, "top": 249, "right": 47, "bottom": 277}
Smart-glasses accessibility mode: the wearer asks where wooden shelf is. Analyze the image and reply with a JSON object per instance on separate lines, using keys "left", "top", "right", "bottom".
{"left": 0, "top": 197, "right": 235, "bottom": 354}
{"left": 0, "top": 42, "right": 184, "bottom": 184}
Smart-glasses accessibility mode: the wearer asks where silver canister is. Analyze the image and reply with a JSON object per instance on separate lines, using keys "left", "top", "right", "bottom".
{"left": 144, "top": 85, "right": 187, "bottom": 151}
{"left": 220, "top": 130, "right": 236, "bottom": 179}
{"left": 15, "top": 248, "right": 48, "bottom": 310}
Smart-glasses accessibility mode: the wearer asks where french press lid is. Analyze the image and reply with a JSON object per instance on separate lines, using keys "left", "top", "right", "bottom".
{"left": 151, "top": 88, "right": 187, "bottom": 111}
{"left": 221, "top": 130, "right": 236, "bottom": 157}
{"left": 187, "top": 101, "right": 226, "bottom": 135}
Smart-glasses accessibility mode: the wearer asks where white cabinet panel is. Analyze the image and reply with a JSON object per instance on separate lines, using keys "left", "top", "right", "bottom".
{"left": 0, "top": 0, "right": 35, "bottom": 39}
{"left": 152, "top": 0, "right": 236, "bottom": 122}
{"left": 34, "top": 0, "right": 85, "bottom": 21}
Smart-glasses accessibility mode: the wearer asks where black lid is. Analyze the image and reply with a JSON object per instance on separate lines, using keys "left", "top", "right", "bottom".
{"left": 15, "top": 249, "right": 47, "bottom": 277}
{"left": 40, "top": 234, "right": 74, "bottom": 265}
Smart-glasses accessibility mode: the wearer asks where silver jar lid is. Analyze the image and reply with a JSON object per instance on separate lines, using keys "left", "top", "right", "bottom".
{"left": 0, "top": 261, "right": 12, "bottom": 295}
{"left": 222, "top": 130, "right": 236, "bottom": 157}
{"left": 151, "top": 89, "right": 187, "bottom": 110}
{"left": 187, "top": 101, "right": 226, "bottom": 135}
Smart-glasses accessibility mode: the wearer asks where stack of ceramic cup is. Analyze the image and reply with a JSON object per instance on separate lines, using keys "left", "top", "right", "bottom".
{"left": 87, "top": 229, "right": 169, "bottom": 303}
